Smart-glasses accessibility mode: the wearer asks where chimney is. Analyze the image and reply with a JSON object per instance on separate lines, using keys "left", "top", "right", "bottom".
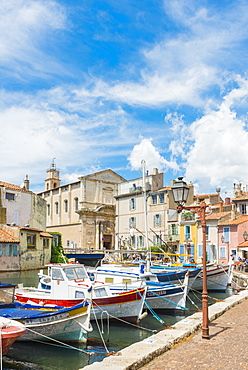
{"left": 23, "top": 175, "right": 30, "bottom": 191}
{"left": 225, "top": 197, "right": 231, "bottom": 205}
{"left": 219, "top": 201, "right": 223, "bottom": 213}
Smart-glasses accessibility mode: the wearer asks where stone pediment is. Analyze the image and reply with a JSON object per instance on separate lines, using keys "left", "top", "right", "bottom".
{"left": 94, "top": 204, "right": 115, "bottom": 214}
{"left": 84, "top": 169, "right": 126, "bottom": 184}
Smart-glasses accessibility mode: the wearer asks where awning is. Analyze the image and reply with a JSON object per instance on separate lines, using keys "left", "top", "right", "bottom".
{"left": 238, "top": 247, "right": 248, "bottom": 251}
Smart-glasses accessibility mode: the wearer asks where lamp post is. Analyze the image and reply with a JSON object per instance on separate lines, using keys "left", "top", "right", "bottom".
{"left": 171, "top": 177, "right": 209, "bottom": 340}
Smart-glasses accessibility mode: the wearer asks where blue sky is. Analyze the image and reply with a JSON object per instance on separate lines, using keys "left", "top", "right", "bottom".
{"left": 1, "top": 0, "right": 248, "bottom": 197}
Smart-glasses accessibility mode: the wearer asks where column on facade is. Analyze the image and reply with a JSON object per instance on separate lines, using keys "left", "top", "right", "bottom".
{"left": 95, "top": 220, "right": 100, "bottom": 250}
{"left": 58, "top": 187, "right": 62, "bottom": 224}
{"left": 99, "top": 220, "right": 104, "bottom": 249}
{"left": 68, "top": 184, "right": 71, "bottom": 224}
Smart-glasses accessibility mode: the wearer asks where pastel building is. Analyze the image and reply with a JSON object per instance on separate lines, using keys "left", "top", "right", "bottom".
{"left": 38, "top": 163, "right": 125, "bottom": 250}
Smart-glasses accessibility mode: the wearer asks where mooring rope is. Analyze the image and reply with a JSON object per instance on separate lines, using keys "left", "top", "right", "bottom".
{"left": 91, "top": 300, "right": 156, "bottom": 333}
{"left": 148, "top": 290, "right": 188, "bottom": 310}
{"left": 24, "top": 327, "right": 97, "bottom": 355}
{"left": 92, "top": 307, "right": 110, "bottom": 354}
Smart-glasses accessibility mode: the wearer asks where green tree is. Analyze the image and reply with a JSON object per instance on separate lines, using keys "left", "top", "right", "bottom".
{"left": 49, "top": 232, "right": 68, "bottom": 263}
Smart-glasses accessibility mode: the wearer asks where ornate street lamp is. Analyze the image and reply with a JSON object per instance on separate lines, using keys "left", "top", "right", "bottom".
{"left": 172, "top": 177, "right": 209, "bottom": 340}
{"left": 243, "top": 231, "right": 248, "bottom": 241}
{"left": 171, "top": 177, "right": 190, "bottom": 211}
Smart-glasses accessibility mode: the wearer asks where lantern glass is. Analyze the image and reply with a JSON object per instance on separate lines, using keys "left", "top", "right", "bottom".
{"left": 172, "top": 177, "right": 190, "bottom": 205}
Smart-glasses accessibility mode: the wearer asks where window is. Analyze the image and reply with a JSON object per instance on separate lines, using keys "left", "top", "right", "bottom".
{"left": 51, "top": 269, "right": 64, "bottom": 281}
{"left": 131, "top": 235, "right": 135, "bottom": 248}
{"left": 139, "top": 235, "right": 144, "bottom": 248}
{"left": 153, "top": 235, "right": 160, "bottom": 246}
{"left": 240, "top": 204, "right": 247, "bottom": 215}
{"left": 55, "top": 202, "right": 59, "bottom": 214}
{"left": 67, "top": 240, "right": 70, "bottom": 246}
{"left": 5, "top": 193, "right": 15, "bottom": 200}
{"left": 105, "top": 277, "right": 114, "bottom": 284}
{"left": 122, "top": 279, "right": 131, "bottom": 284}
{"left": 171, "top": 224, "right": 178, "bottom": 235}
{"left": 198, "top": 244, "right": 203, "bottom": 258}
{"left": 27, "top": 234, "right": 36, "bottom": 249}
{"left": 64, "top": 200, "right": 68, "bottom": 213}
{"left": 94, "top": 288, "right": 107, "bottom": 297}
{"left": 47, "top": 204, "right": 50, "bottom": 216}
{"left": 64, "top": 269, "right": 77, "bottom": 280}
{"left": 75, "top": 291, "right": 85, "bottom": 299}
{"left": 154, "top": 214, "right": 161, "bottom": 228}
{"left": 5, "top": 244, "right": 11, "bottom": 256}
{"left": 130, "top": 198, "right": 136, "bottom": 210}
{"left": 206, "top": 226, "right": 209, "bottom": 240}
{"left": 129, "top": 217, "right": 136, "bottom": 228}
{"left": 159, "top": 193, "right": 164, "bottom": 203}
{"left": 223, "top": 227, "right": 230, "bottom": 242}
{"left": 43, "top": 238, "right": 49, "bottom": 247}
{"left": 220, "top": 246, "right": 226, "bottom": 258}
{"left": 0, "top": 244, "right": 2, "bottom": 256}
{"left": 75, "top": 198, "right": 79, "bottom": 211}
{"left": 185, "top": 225, "right": 191, "bottom": 240}
{"left": 13, "top": 244, "right": 18, "bottom": 256}
{"left": 152, "top": 195, "right": 157, "bottom": 204}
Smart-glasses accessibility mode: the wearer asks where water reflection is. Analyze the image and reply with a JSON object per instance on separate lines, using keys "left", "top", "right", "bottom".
{"left": 1, "top": 270, "right": 233, "bottom": 370}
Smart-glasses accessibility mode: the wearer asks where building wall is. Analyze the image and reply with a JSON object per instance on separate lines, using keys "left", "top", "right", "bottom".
{"left": 18, "top": 229, "right": 51, "bottom": 270}
{"left": 1, "top": 188, "right": 46, "bottom": 230}
{"left": 0, "top": 242, "right": 20, "bottom": 271}
{"left": 1, "top": 224, "right": 51, "bottom": 270}
{"left": 39, "top": 169, "right": 124, "bottom": 249}
{"left": 115, "top": 170, "right": 173, "bottom": 250}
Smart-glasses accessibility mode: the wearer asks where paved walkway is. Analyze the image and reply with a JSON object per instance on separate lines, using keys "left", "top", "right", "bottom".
{"left": 141, "top": 298, "right": 248, "bottom": 370}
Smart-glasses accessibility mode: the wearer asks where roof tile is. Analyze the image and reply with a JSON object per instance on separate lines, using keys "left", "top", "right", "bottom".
{"left": 0, "top": 230, "right": 19, "bottom": 243}
{"left": 219, "top": 215, "right": 248, "bottom": 226}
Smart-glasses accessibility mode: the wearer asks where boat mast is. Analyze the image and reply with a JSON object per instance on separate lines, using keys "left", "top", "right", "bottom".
{"left": 141, "top": 160, "right": 150, "bottom": 271}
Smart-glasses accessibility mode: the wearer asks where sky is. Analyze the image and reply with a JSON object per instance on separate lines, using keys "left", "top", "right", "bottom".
{"left": 1, "top": 0, "right": 248, "bottom": 197}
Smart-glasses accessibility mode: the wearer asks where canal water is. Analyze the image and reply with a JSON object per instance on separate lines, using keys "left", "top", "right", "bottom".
{"left": 1, "top": 269, "right": 233, "bottom": 370}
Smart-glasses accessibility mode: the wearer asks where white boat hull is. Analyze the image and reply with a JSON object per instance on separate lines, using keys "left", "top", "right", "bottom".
{"left": 191, "top": 265, "right": 231, "bottom": 291}
{"left": 91, "top": 292, "right": 145, "bottom": 321}
{"left": 17, "top": 305, "right": 92, "bottom": 343}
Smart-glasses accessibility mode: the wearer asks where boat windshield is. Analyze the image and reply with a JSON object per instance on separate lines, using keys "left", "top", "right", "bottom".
{"left": 63, "top": 267, "right": 88, "bottom": 280}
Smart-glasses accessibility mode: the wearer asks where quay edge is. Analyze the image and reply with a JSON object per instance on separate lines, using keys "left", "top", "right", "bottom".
{"left": 80, "top": 288, "right": 248, "bottom": 370}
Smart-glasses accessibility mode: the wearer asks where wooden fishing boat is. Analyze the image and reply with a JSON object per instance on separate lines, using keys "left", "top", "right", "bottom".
{"left": 190, "top": 264, "right": 232, "bottom": 291}
{"left": 0, "top": 317, "right": 26, "bottom": 355}
{"left": 15, "top": 264, "right": 147, "bottom": 323}
{"left": 146, "top": 262, "right": 232, "bottom": 291}
{"left": 89, "top": 264, "right": 189, "bottom": 311}
{"left": 0, "top": 283, "right": 92, "bottom": 343}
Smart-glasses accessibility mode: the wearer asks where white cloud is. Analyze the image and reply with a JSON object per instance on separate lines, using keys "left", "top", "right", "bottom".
{"left": 128, "top": 138, "right": 179, "bottom": 174}
{"left": 0, "top": 1, "right": 66, "bottom": 77}
{"left": 78, "top": 0, "right": 248, "bottom": 109}
{"left": 171, "top": 80, "right": 248, "bottom": 192}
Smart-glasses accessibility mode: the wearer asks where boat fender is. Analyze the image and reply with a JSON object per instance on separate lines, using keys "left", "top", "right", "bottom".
{"left": 137, "top": 311, "right": 148, "bottom": 322}
{"left": 57, "top": 280, "right": 60, "bottom": 285}
{"left": 140, "top": 264, "right": 145, "bottom": 274}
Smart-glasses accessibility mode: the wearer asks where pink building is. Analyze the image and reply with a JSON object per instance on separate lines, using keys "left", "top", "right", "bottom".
{"left": 218, "top": 215, "right": 248, "bottom": 264}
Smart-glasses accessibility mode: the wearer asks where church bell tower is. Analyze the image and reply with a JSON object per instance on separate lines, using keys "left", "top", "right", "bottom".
{"left": 45, "top": 160, "right": 61, "bottom": 191}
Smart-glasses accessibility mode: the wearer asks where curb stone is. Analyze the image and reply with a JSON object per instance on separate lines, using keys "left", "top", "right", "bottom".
{"left": 80, "top": 289, "right": 248, "bottom": 370}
